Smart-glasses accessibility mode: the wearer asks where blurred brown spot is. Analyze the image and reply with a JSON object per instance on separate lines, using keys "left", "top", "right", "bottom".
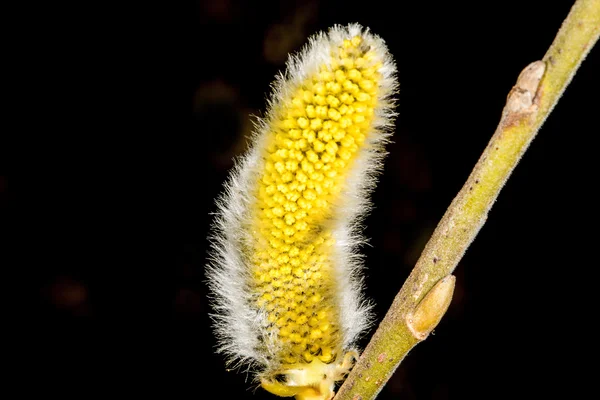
{"left": 47, "top": 276, "right": 89, "bottom": 315}
{"left": 193, "top": 79, "right": 238, "bottom": 106}
{"left": 198, "top": 0, "right": 235, "bottom": 22}
{"left": 263, "top": 1, "right": 319, "bottom": 64}
{"left": 173, "top": 288, "right": 203, "bottom": 317}
{"left": 392, "top": 198, "right": 417, "bottom": 222}
{"left": 192, "top": 80, "right": 254, "bottom": 169}
{"left": 382, "top": 232, "right": 406, "bottom": 255}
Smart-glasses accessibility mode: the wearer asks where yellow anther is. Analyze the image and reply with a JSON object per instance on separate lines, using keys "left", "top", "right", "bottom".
{"left": 313, "top": 82, "right": 326, "bottom": 96}
{"left": 315, "top": 106, "right": 328, "bottom": 118}
{"left": 313, "top": 140, "right": 325, "bottom": 153}
{"left": 319, "top": 348, "right": 334, "bottom": 363}
{"left": 302, "top": 351, "right": 313, "bottom": 363}
{"left": 348, "top": 68, "right": 362, "bottom": 81}
{"left": 297, "top": 117, "right": 309, "bottom": 129}
{"left": 319, "top": 71, "right": 334, "bottom": 81}
{"left": 327, "top": 108, "right": 341, "bottom": 121}
{"left": 310, "top": 118, "right": 322, "bottom": 130}
{"left": 342, "top": 57, "right": 354, "bottom": 70}
{"left": 310, "top": 329, "right": 322, "bottom": 340}
{"left": 326, "top": 95, "right": 340, "bottom": 108}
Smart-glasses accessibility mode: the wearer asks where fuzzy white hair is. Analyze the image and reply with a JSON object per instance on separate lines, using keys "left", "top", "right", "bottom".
{"left": 206, "top": 23, "right": 399, "bottom": 375}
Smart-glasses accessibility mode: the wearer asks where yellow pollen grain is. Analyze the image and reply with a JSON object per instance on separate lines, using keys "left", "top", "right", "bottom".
{"left": 250, "top": 34, "right": 382, "bottom": 365}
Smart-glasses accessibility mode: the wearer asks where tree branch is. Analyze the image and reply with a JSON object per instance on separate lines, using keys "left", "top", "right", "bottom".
{"left": 334, "top": 1, "right": 600, "bottom": 399}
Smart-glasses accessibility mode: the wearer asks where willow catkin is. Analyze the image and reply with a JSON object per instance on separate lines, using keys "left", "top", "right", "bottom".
{"left": 207, "top": 23, "right": 398, "bottom": 400}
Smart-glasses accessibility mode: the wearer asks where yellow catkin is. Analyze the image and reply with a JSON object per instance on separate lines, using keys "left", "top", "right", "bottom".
{"left": 252, "top": 35, "right": 381, "bottom": 368}
{"left": 208, "top": 23, "right": 397, "bottom": 400}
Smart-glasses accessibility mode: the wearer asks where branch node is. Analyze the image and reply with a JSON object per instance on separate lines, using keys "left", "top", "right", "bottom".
{"left": 504, "top": 61, "right": 546, "bottom": 119}
{"left": 406, "top": 275, "right": 456, "bottom": 340}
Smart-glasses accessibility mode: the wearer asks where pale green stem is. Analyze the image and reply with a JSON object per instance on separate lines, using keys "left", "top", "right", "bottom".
{"left": 334, "top": 1, "right": 600, "bottom": 399}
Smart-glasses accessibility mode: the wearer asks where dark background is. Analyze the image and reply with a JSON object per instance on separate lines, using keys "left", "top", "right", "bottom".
{"left": 22, "top": 0, "right": 598, "bottom": 398}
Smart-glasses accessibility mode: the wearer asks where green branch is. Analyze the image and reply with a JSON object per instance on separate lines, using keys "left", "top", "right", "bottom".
{"left": 334, "top": 1, "right": 600, "bottom": 399}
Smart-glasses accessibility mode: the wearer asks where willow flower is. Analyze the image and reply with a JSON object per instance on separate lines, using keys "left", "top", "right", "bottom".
{"left": 207, "top": 23, "right": 398, "bottom": 400}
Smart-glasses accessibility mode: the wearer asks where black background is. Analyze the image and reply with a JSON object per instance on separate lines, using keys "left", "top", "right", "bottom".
{"left": 23, "top": 0, "right": 598, "bottom": 399}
